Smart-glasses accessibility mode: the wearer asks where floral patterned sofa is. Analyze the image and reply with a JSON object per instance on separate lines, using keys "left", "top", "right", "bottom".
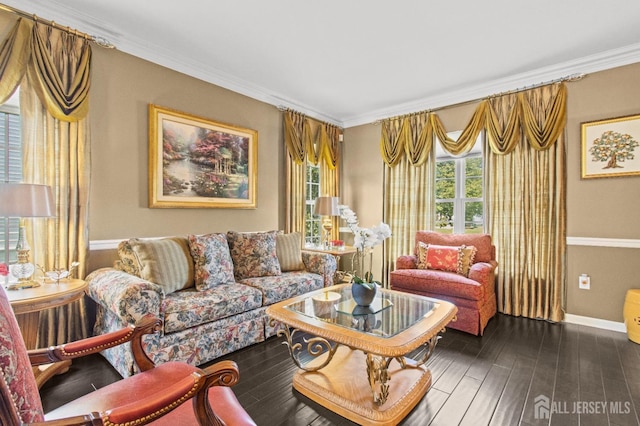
{"left": 86, "top": 231, "right": 336, "bottom": 377}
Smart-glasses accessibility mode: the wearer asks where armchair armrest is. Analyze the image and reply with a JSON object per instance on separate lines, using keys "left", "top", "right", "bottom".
{"left": 468, "top": 261, "right": 498, "bottom": 294}
{"left": 396, "top": 255, "right": 418, "bottom": 270}
{"left": 302, "top": 251, "right": 337, "bottom": 287}
{"left": 86, "top": 268, "right": 164, "bottom": 325}
{"left": 193, "top": 360, "right": 241, "bottom": 423}
{"left": 34, "top": 363, "right": 241, "bottom": 426}
{"left": 29, "top": 315, "right": 162, "bottom": 372}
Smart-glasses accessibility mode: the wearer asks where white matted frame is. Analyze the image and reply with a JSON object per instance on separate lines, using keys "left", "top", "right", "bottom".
{"left": 581, "top": 113, "right": 640, "bottom": 179}
{"left": 148, "top": 104, "right": 257, "bottom": 208}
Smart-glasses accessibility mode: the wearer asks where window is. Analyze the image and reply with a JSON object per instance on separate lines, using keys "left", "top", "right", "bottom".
{"left": 434, "top": 132, "right": 484, "bottom": 234}
{"left": 0, "top": 93, "right": 21, "bottom": 264}
{"left": 304, "top": 162, "right": 321, "bottom": 246}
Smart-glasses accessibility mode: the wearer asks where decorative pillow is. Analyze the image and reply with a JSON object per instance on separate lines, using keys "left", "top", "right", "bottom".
{"left": 415, "top": 231, "right": 494, "bottom": 263}
{"left": 458, "top": 245, "right": 478, "bottom": 277}
{"left": 114, "top": 239, "right": 141, "bottom": 277}
{"left": 276, "top": 232, "right": 306, "bottom": 272}
{"left": 418, "top": 242, "right": 478, "bottom": 276}
{"left": 127, "top": 237, "right": 195, "bottom": 294}
{"left": 417, "top": 242, "right": 461, "bottom": 273}
{"left": 227, "top": 231, "right": 282, "bottom": 280}
{"left": 188, "top": 233, "right": 236, "bottom": 291}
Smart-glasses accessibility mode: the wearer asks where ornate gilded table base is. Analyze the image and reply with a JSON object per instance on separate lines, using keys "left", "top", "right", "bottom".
{"left": 292, "top": 345, "right": 432, "bottom": 426}
{"left": 277, "top": 325, "right": 442, "bottom": 426}
{"left": 266, "top": 284, "right": 457, "bottom": 426}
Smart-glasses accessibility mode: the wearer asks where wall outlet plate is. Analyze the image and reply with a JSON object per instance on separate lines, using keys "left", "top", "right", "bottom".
{"left": 579, "top": 274, "right": 590, "bottom": 290}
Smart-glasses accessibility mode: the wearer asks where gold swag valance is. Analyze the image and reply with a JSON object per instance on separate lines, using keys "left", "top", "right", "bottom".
{"left": 381, "top": 83, "right": 567, "bottom": 165}
{"left": 0, "top": 18, "right": 91, "bottom": 122}
{"left": 284, "top": 110, "right": 340, "bottom": 169}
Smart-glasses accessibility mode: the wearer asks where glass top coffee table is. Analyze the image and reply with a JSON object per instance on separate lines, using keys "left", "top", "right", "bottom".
{"left": 266, "top": 284, "right": 457, "bottom": 426}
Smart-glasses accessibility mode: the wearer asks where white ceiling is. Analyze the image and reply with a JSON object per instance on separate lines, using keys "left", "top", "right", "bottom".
{"left": 4, "top": 0, "right": 640, "bottom": 127}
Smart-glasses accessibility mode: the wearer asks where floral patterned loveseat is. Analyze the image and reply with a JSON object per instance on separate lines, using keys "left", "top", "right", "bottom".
{"left": 86, "top": 231, "right": 336, "bottom": 377}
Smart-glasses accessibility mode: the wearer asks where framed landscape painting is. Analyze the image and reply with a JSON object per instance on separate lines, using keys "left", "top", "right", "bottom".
{"left": 148, "top": 105, "right": 257, "bottom": 208}
{"left": 581, "top": 113, "right": 640, "bottom": 179}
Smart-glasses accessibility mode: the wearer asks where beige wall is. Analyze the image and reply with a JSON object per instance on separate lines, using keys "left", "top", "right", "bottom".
{"left": 565, "top": 62, "right": 640, "bottom": 322}
{"left": 87, "top": 42, "right": 640, "bottom": 322}
{"left": 343, "top": 62, "right": 640, "bottom": 322}
{"left": 88, "top": 48, "right": 285, "bottom": 269}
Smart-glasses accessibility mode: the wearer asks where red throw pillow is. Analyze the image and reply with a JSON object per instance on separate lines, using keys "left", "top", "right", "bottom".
{"left": 417, "top": 242, "right": 460, "bottom": 273}
{"left": 417, "top": 242, "right": 477, "bottom": 276}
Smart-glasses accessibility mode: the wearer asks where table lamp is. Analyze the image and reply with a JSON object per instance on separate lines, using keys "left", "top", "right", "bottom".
{"left": 0, "top": 183, "right": 55, "bottom": 290}
{"left": 313, "top": 196, "right": 340, "bottom": 249}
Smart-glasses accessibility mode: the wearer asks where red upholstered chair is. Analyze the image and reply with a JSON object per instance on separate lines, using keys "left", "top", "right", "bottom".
{"left": 390, "top": 231, "right": 498, "bottom": 336}
{"left": 0, "top": 286, "right": 255, "bottom": 426}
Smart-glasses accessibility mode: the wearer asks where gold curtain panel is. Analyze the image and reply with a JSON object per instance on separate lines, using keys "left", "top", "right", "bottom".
{"left": 284, "top": 110, "right": 340, "bottom": 170}
{"left": 0, "top": 18, "right": 91, "bottom": 122}
{"left": 380, "top": 83, "right": 567, "bottom": 165}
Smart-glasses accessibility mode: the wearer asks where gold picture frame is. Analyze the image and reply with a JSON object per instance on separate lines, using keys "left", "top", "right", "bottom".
{"left": 581, "top": 113, "right": 640, "bottom": 179}
{"left": 148, "top": 104, "right": 257, "bottom": 208}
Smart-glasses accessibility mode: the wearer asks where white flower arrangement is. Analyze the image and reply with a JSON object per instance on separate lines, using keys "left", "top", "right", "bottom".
{"left": 339, "top": 205, "right": 392, "bottom": 286}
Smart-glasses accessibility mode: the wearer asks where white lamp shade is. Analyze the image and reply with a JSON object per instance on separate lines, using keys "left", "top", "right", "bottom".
{"left": 314, "top": 196, "right": 340, "bottom": 216}
{"left": 0, "top": 183, "right": 55, "bottom": 217}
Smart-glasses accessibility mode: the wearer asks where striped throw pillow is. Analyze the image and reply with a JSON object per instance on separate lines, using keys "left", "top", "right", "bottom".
{"left": 276, "top": 232, "right": 305, "bottom": 272}
{"left": 128, "top": 237, "right": 195, "bottom": 294}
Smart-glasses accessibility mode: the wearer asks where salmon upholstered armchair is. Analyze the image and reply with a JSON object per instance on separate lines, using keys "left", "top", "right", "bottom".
{"left": 390, "top": 231, "right": 498, "bottom": 336}
{"left": 0, "top": 286, "right": 256, "bottom": 426}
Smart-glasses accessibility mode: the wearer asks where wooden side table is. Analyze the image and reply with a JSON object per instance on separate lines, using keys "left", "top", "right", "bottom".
{"left": 6, "top": 278, "right": 88, "bottom": 388}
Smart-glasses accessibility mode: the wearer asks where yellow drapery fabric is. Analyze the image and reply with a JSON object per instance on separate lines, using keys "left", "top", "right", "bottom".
{"left": 283, "top": 111, "right": 341, "bottom": 236}
{"left": 383, "top": 157, "right": 434, "bottom": 287}
{"left": 381, "top": 83, "right": 567, "bottom": 321}
{"left": 27, "top": 23, "right": 91, "bottom": 121}
{"left": 285, "top": 158, "right": 306, "bottom": 234}
{"left": 380, "top": 118, "right": 407, "bottom": 167}
{"left": 0, "top": 20, "right": 90, "bottom": 346}
{"left": 485, "top": 85, "right": 566, "bottom": 321}
{"left": 431, "top": 102, "right": 487, "bottom": 156}
{"left": 519, "top": 84, "right": 567, "bottom": 151}
{"left": 0, "top": 18, "right": 90, "bottom": 122}
{"left": 485, "top": 97, "right": 521, "bottom": 154}
{"left": 284, "top": 110, "right": 306, "bottom": 164}
{"left": 380, "top": 83, "right": 567, "bottom": 162}
{"left": 22, "top": 77, "right": 91, "bottom": 346}
{"left": 305, "top": 118, "right": 339, "bottom": 170}
{"left": 0, "top": 18, "right": 30, "bottom": 104}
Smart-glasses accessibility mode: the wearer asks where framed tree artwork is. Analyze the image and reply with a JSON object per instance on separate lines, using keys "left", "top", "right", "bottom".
{"left": 581, "top": 113, "right": 640, "bottom": 179}
{"left": 148, "top": 105, "right": 257, "bottom": 208}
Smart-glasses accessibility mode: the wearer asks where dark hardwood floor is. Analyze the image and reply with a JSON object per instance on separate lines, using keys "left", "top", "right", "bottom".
{"left": 40, "top": 314, "right": 640, "bottom": 425}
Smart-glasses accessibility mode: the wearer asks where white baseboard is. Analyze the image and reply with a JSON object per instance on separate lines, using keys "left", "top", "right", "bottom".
{"left": 563, "top": 313, "right": 627, "bottom": 333}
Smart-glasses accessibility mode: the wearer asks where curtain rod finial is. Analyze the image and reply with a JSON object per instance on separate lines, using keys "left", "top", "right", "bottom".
{"left": 566, "top": 73, "right": 586, "bottom": 82}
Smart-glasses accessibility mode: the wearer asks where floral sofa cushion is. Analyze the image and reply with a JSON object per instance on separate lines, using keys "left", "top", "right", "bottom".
{"left": 227, "top": 230, "right": 281, "bottom": 279}
{"left": 162, "top": 282, "right": 262, "bottom": 334}
{"left": 114, "top": 240, "right": 140, "bottom": 276}
{"left": 188, "top": 233, "right": 235, "bottom": 291}
{"left": 240, "top": 271, "right": 324, "bottom": 306}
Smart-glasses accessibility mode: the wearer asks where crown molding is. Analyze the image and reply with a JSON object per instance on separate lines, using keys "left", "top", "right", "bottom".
{"left": 342, "top": 42, "right": 640, "bottom": 128}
